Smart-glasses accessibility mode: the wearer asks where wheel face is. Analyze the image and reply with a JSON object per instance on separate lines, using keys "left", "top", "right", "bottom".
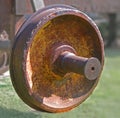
{"left": 10, "top": 5, "right": 104, "bottom": 113}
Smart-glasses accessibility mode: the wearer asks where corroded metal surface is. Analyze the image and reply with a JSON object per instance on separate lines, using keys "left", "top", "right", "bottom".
{"left": 15, "top": 15, "right": 31, "bottom": 34}
{"left": 10, "top": 5, "right": 104, "bottom": 112}
{"left": 56, "top": 53, "right": 101, "bottom": 80}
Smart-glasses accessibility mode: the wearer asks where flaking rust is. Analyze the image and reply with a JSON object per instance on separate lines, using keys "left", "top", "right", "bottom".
{"left": 10, "top": 4, "right": 104, "bottom": 113}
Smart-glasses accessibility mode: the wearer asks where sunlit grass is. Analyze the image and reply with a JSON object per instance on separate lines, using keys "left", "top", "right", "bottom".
{"left": 0, "top": 48, "right": 120, "bottom": 118}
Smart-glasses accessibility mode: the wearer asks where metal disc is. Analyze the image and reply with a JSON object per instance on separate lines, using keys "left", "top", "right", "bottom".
{"left": 10, "top": 5, "right": 104, "bottom": 112}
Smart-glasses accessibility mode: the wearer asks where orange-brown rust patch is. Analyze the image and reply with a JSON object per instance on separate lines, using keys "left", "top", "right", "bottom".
{"left": 26, "top": 15, "right": 101, "bottom": 108}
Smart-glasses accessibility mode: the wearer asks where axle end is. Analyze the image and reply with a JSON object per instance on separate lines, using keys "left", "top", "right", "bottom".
{"left": 84, "top": 57, "right": 101, "bottom": 80}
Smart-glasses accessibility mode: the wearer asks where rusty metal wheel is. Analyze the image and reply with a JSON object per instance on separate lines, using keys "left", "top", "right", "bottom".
{"left": 10, "top": 4, "right": 104, "bottom": 113}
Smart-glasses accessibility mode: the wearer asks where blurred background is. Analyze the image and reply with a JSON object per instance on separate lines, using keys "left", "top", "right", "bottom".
{"left": 0, "top": 0, "right": 120, "bottom": 118}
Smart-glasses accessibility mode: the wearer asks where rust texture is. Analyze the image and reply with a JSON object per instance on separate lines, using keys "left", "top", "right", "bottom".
{"left": 27, "top": 15, "right": 103, "bottom": 110}
{"left": 10, "top": 5, "right": 104, "bottom": 112}
{"left": 53, "top": 50, "right": 101, "bottom": 80}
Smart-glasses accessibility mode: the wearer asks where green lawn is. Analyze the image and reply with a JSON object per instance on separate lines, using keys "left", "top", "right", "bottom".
{"left": 0, "top": 48, "right": 120, "bottom": 118}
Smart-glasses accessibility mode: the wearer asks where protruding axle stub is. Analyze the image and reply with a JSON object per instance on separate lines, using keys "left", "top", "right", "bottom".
{"left": 53, "top": 45, "right": 101, "bottom": 80}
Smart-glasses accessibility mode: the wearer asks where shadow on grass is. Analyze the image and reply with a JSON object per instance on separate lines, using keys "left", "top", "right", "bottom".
{"left": 0, "top": 107, "right": 41, "bottom": 118}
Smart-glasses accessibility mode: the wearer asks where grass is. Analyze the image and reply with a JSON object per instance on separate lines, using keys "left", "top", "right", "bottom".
{"left": 0, "top": 48, "right": 120, "bottom": 118}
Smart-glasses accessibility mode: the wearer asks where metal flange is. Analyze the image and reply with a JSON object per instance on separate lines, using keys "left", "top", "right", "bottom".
{"left": 10, "top": 4, "right": 104, "bottom": 113}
